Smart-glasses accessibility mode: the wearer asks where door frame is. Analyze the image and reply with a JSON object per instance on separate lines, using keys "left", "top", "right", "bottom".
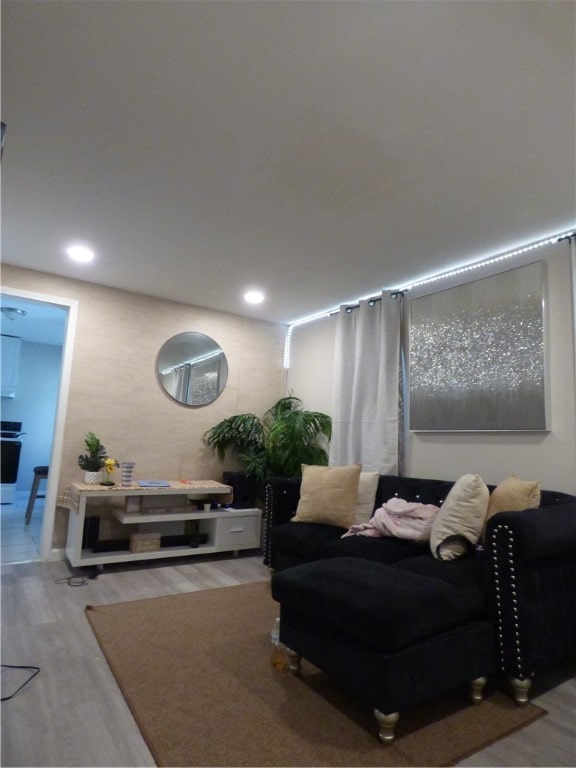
{"left": 1, "top": 285, "right": 78, "bottom": 561}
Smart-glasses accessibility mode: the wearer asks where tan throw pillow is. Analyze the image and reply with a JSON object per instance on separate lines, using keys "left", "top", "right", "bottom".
{"left": 292, "top": 464, "right": 362, "bottom": 528}
{"left": 430, "top": 474, "right": 490, "bottom": 561}
{"left": 354, "top": 471, "right": 380, "bottom": 525}
{"left": 484, "top": 475, "right": 541, "bottom": 536}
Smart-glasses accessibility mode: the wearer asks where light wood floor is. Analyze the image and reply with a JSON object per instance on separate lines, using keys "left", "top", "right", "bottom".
{"left": 1, "top": 491, "right": 43, "bottom": 564}
{"left": 1, "top": 552, "right": 575, "bottom": 768}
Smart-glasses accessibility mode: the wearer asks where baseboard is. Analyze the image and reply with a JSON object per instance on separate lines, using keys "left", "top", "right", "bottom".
{"left": 44, "top": 547, "right": 66, "bottom": 562}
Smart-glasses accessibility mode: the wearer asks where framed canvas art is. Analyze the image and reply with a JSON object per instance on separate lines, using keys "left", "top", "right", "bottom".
{"left": 409, "top": 261, "right": 548, "bottom": 431}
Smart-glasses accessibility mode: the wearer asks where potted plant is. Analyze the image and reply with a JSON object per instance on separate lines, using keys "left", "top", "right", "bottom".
{"left": 77, "top": 432, "right": 108, "bottom": 484}
{"left": 203, "top": 395, "right": 332, "bottom": 485}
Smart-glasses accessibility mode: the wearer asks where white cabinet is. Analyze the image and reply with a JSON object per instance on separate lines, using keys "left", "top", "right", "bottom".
{"left": 63, "top": 481, "right": 262, "bottom": 567}
{"left": 213, "top": 513, "right": 261, "bottom": 548}
{"left": 1, "top": 335, "right": 21, "bottom": 398}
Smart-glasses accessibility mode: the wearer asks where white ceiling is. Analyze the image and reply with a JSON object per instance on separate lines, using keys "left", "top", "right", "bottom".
{"left": 2, "top": 0, "right": 575, "bottom": 327}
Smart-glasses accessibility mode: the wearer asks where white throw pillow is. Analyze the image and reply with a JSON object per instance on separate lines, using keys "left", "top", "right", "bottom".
{"left": 430, "top": 474, "right": 490, "bottom": 561}
{"left": 354, "top": 471, "right": 380, "bottom": 525}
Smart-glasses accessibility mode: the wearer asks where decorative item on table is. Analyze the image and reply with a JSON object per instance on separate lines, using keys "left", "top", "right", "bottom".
{"left": 120, "top": 461, "right": 136, "bottom": 487}
{"left": 77, "top": 432, "right": 108, "bottom": 484}
{"left": 100, "top": 457, "right": 120, "bottom": 486}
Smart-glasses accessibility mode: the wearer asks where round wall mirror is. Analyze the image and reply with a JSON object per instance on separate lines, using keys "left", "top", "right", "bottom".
{"left": 156, "top": 332, "right": 228, "bottom": 407}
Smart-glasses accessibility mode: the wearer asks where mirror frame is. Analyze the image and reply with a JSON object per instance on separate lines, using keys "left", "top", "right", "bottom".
{"left": 155, "top": 331, "right": 229, "bottom": 407}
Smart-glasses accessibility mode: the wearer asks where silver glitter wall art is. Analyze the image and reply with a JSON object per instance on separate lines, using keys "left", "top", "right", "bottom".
{"left": 409, "top": 261, "right": 548, "bottom": 431}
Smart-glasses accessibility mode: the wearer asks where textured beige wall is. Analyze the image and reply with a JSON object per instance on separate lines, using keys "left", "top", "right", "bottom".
{"left": 2, "top": 266, "right": 287, "bottom": 547}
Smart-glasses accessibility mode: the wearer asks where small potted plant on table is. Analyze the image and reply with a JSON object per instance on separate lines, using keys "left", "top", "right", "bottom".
{"left": 77, "top": 432, "right": 108, "bottom": 484}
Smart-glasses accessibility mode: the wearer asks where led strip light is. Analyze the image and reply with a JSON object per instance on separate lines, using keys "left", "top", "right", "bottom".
{"left": 283, "top": 229, "right": 576, "bottom": 369}
{"left": 397, "top": 230, "right": 575, "bottom": 292}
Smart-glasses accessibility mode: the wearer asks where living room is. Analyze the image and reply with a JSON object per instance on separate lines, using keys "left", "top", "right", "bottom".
{"left": 1, "top": 1, "right": 575, "bottom": 765}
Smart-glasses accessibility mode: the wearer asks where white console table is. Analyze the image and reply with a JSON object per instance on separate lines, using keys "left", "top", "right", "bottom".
{"left": 62, "top": 480, "right": 261, "bottom": 567}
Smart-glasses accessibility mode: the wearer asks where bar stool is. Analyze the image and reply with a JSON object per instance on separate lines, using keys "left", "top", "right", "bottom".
{"left": 25, "top": 466, "right": 49, "bottom": 525}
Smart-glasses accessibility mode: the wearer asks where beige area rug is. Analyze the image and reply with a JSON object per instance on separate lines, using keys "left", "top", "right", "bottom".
{"left": 85, "top": 581, "right": 545, "bottom": 767}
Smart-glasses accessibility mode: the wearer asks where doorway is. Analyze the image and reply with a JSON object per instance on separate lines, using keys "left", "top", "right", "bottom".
{"left": 0, "top": 288, "right": 77, "bottom": 563}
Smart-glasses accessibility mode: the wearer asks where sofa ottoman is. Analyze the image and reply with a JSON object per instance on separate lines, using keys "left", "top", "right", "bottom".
{"left": 271, "top": 555, "right": 495, "bottom": 743}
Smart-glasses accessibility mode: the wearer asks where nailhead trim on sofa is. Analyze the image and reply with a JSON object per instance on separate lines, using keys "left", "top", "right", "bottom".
{"left": 264, "top": 482, "right": 274, "bottom": 567}
{"left": 491, "top": 523, "right": 526, "bottom": 680}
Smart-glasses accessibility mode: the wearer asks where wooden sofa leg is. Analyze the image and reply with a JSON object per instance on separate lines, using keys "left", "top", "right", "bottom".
{"left": 470, "top": 676, "right": 487, "bottom": 704}
{"left": 374, "top": 709, "right": 399, "bottom": 744}
{"left": 510, "top": 676, "right": 531, "bottom": 706}
{"left": 286, "top": 647, "right": 302, "bottom": 675}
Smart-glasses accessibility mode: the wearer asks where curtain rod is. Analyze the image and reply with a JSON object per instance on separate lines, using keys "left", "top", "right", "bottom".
{"left": 328, "top": 290, "right": 406, "bottom": 316}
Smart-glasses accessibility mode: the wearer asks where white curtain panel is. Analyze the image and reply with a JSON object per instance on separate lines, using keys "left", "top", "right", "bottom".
{"left": 329, "top": 293, "right": 401, "bottom": 473}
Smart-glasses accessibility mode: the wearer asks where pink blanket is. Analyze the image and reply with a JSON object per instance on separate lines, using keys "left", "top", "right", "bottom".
{"left": 342, "top": 497, "right": 440, "bottom": 542}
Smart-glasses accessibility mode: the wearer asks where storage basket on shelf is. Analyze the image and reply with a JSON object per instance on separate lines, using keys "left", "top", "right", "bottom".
{"left": 129, "top": 531, "right": 161, "bottom": 553}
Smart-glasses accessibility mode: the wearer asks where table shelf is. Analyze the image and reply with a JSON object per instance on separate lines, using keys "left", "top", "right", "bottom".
{"left": 64, "top": 481, "right": 261, "bottom": 568}
{"left": 113, "top": 507, "right": 251, "bottom": 524}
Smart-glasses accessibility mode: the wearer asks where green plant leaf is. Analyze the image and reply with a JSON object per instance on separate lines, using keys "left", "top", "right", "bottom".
{"left": 203, "top": 397, "right": 331, "bottom": 480}
{"left": 203, "top": 414, "right": 264, "bottom": 460}
{"left": 77, "top": 432, "right": 108, "bottom": 471}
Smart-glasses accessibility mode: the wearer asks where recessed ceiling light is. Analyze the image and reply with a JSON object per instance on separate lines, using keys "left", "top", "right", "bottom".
{"left": 244, "top": 290, "right": 265, "bottom": 305}
{"left": 66, "top": 244, "right": 95, "bottom": 263}
{"left": 1, "top": 307, "right": 27, "bottom": 320}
